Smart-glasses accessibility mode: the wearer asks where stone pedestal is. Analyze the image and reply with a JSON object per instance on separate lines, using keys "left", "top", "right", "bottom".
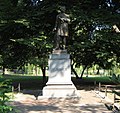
{"left": 43, "top": 50, "right": 78, "bottom": 97}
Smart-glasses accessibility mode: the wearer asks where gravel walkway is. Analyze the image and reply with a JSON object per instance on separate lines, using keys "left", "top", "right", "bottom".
{"left": 10, "top": 90, "right": 114, "bottom": 113}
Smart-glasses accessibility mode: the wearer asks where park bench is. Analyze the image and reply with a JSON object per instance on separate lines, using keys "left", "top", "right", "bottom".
{"left": 95, "top": 82, "right": 120, "bottom": 96}
{"left": 100, "top": 84, "right": 120, "bottom": 97}
{"left": 113, "top": 90, "right": 120, "bottom": 102}
{"left": 112, "top": 90, "right": 120, "bottom": 110}
{"left": 95, "top": 82, "right": 120, "bottom": 110}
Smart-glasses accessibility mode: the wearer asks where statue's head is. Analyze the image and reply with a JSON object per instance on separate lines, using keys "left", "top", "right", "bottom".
{"left": 59, "top": 6, "right": 66, "bottom": 13}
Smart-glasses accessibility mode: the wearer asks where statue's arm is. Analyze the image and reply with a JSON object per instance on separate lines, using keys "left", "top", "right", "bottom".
{"left": 53, "top": 15, "right": 59, "bottom": 31}
{"left": 60, "top": 15, "right": 70, "bottom": 23}
{"left": 66, "top": 18, "right": 70, "bottom": 23}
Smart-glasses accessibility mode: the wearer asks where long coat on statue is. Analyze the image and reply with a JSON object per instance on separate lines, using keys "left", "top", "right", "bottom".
{"left": 54, "top": 13, "right": 70, "bottom": 37}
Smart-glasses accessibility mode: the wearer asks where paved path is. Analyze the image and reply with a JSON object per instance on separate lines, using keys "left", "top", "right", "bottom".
{"left": 10, "top": 90, "right": 114, "bottom": 113}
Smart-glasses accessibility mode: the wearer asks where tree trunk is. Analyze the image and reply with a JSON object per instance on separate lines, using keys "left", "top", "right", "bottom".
{"left": 80, "top": 65, "right": 88, "bottom": 79}
{"left": 86, "top": 67, "right": 88, "bottom": 77}
{"left": 2, "top": 66, "right": 5, "bottom": 75}
{"left": 41, "top": 67, "right": 46, "bottom": 83}
{"left": 35, "top": 65, "right": 38, "bottom": 76}
{"left": 71, "top": 64, "right": 79, "bottom": 79}
{"left": 96, "top": 68, "right": 100, "bottom": 75}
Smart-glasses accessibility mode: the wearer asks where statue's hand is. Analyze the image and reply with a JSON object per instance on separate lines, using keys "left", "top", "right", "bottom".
{"left": 53, "top": 28, "right": 56, "bottom": 32}
{"left": 60, "top": 17, "right": 70, "bottom": 23}
{"left": 60, "top": 18, "right": 65, "bottom": 22}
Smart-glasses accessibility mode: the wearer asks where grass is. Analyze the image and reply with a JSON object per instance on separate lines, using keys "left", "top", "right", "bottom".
{"left": 0, "top": 75, "right": 43, "bottom": 81}
{"left": 0, "top": 74, "right": 45, "bottom": 90}
{"left": 72, "top": 75, "right": 113, "bottom": 83}
{"left": 82, "top": 76, "right": 112, "bottom": 84}
{"left": 0, "top": 74, "right": 114, "bottom": 90}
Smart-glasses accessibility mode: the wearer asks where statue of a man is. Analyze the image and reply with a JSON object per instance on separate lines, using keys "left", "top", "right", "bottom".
{"left": 53, "top": 6, "right": 70, "bottom": 50}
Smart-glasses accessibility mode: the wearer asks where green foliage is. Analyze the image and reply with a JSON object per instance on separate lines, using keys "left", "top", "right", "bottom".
{"left": 68, "top": 0, "right": 120, "bottom": 77}
{"left": 0, "top": 0, "right": 120, "bottom": 77}
{"left": 0, "top": 79, "right": 13, "bottom": 113}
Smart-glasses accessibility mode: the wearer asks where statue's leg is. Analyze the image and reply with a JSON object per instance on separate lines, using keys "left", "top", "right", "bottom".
{"left": 63, "top": 36, "right": 67, "bottom": 49}
{"left": 55, "top": 35, "right": 61, "bottom": 50}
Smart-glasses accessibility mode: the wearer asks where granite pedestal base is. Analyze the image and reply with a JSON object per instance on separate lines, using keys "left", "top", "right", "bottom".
{"left": 43, "top": 50, "right": 78, "bottom": 98}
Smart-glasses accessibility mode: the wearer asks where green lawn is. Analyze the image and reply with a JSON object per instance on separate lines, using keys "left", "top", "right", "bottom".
{"left": 0, "top": 75, "right": 42, "bottom": 81}
{"left": 82, "top": 76, "right": 112, "bottom": 84}
{"left": 0, "top": 75, "right": 114, "bottom": 90}
{"left": 0, "top": 75, "right": 45, "bottom": 89}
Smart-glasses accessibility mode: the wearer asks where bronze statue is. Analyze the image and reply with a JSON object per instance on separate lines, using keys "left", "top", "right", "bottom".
{"left": 53, "top": 6, "right": 70, "bottom": 50}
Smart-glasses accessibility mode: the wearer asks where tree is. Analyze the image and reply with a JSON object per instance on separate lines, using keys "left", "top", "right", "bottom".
{"left": 0, "top": 0, "right": 120, "bottom": 78}
{"left": 0, "top": 1, "right": 34, "bottom": 73}
{"left": 0, "top": 20, "right": 33, "bottom": 74}
{"left": 67, "top": 0, "right": 120, "bottom": 78}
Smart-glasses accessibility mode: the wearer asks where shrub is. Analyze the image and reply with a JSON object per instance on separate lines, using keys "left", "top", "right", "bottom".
{"left": 0, "top": 80, "right": 13, "bottom": 113}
